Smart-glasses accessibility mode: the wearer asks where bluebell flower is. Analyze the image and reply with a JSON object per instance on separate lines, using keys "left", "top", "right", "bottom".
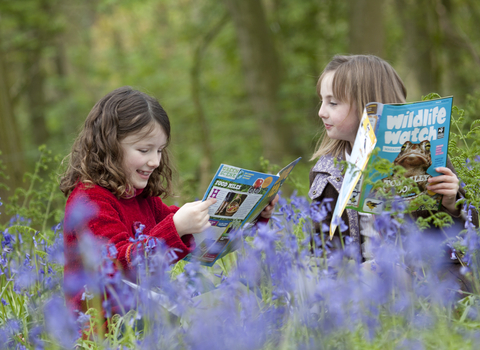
{"left": 269, "top": 214, "right": 285, "bottom": 230}
{"left": 1, "top": 229, "right": 14, "bottom": 251}
{"left": 133, "top": 221, "right": 146, "bottom": 238}
{"left": 411, "top": 311, "right": 434, "bottom": 330}
{"left": 44, "top": 296, "right": 79, "bottom": 347}
{"left": 465, "top": 157, "right": 477, "bottom": 171}
{"left": 76, "top": 312, "right": 91, "bottom": 330}
{"left": 391, "top": 196, "right": 406, "bottom": 213}
{"left": 331, "top": 215, "right": 348, "bottom": 232}
{"left": 14, "top": 265, "right": 37, "bottom": 293}
{"left": 8, "top": 214, "right": 31, "bottom": 227}
{"left": 252, "top": 223, "right": 280, "bottom": 252}
{"left": 28, "top": 326, "right": 45, "bottom": 350}
{"left": 46, "top": 234, "right": 65, "bottom": 265}
{"left": 102, "top": 298, "right": 113, "bottom": 318}
{"left": 78, "top": 231, "right": 103, "bottom": 270}
{"left": 374, "top": 211, "right": 401, "bottom": 240}
{"left": 290, "top": 191, "right": 309, "bottom": 211}
{"left": 81, "top": 285, "right": 94, "bottom": 301}
{"left": 52, "top": 221, "right": 63, "bottom": 236}
{"left": 63, "top": 199, "right": 98, "bottom": 233}
{"left": 397, "top": 338, "right": 425, "bottom": 350}
{"left": 280, "top": 203, "right": 296, "bottom": 224}
{"left": 309, "top": 198, "right": 333, "bottom": 224}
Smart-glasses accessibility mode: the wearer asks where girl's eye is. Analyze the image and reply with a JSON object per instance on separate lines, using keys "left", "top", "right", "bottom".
{"left": 139, "top": 150, "right": 148, "bottom": 153}
{"left": 329, "top": 102, "right": 338, "bottom": 106}
{"left": 157, "top": 149, "right": 163, "bottom": 154}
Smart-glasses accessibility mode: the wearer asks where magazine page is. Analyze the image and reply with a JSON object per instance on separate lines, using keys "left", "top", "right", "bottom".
{"left": 243, "top": 157, "right": 301, "bottom": 225}
{"left": 358, "top": 97, "right": 453, "bottom": 214}
{"left": 185, "top": 157, "right": 301, "bottom": 266}
{"left": 330, "top": 110, "right": 376, "bottom": 238}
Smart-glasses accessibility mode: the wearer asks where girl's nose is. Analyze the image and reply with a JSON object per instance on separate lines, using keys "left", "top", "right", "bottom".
{"left": 318, "top": 103, "right": 327, "bottom": 119}
{"left": 148, "top": 154, "right": 161, "bottom": 168}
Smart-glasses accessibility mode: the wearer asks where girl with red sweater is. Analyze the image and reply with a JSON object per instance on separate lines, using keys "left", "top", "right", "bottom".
{"left": 60, "top": 86, "right": 276, "bottom": 316}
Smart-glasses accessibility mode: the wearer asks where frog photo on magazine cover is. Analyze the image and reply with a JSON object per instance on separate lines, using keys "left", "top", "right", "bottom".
{"left": 379, "top": 140, "right": 436, "bottom": 198}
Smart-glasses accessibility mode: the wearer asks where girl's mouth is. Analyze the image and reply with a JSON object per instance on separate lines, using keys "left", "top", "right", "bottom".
{"left": 137, "top": 170, "right": 151, "bottom": 178}
{"left": 324, "top": 124, "right": 333, "bottom": 130}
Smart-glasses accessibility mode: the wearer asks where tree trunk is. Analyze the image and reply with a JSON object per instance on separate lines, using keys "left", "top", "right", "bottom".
{"left": 348, "top": 0, "right": 386, "bottom": 57}
{"left": 224, "top": 0, "right": 287, "bottom": 164}
{"left": 190, "top": 13, "right": 229, "bottom": 191}
{"left": 0, "top": 38, "right": 26, "bottom": 218}
{"left": 395, "top": 0, "right": 442, "bottom": 95}
{"left": 25, "top": 46, "right": 49, "bottom": 148}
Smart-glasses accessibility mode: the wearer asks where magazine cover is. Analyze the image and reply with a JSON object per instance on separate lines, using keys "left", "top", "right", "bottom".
{"left": 330, "top": 110, "right": 377, "bottom": 238}
{"left": 185, "top": 157, "right": 301, "bottom": 266}
{"left": 347, "top": 97, "right": 453, "bottom": 214}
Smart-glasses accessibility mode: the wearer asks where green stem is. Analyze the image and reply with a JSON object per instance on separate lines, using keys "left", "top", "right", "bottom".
{"left": 21, "top": 159, "right": 41, "bottom": 209}
{"left": 41, "top": 181, "right": 55, "bottom": 234}
{"left": 320, "top": 232, "right": 327, "bottom": 270}
{"left": 451, "top": 116, "right": 470, "bottom": 151}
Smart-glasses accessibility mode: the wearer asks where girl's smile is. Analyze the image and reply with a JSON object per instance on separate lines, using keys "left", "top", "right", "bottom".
{"left": 137, "top": 170, "right": 152, "bottom": 179}
{"left": 120, "top": 122, "right": 168, "bottom": 190}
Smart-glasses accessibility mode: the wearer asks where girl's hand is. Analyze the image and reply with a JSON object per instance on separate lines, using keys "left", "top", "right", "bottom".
{"left": 260, "top": 194, "right": 279, "bottom": 219}
{"left": 173, "top": 198, "right": 217, "bottom": 237}
{"left": 426, "top": 167, "right": 460, "bottom": 214}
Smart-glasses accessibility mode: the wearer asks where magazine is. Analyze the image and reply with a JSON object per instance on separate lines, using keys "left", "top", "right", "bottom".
{"left": 184, "top": 157, "right": 301, "bottom": 266}
{"left": 330, "top": 97, "right": 453, "bottom": 238}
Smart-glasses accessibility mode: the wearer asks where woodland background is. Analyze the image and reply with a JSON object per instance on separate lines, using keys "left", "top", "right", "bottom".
{"left": 1, "top": 0, "right": 480, "bottom": 211}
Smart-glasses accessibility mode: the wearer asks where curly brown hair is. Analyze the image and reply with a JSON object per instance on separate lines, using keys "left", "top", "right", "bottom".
{"left": 60, "top": 86, "right": 174, "bottom": 199}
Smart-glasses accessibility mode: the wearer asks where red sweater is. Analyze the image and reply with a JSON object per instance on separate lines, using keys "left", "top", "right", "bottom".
{"left": 63, "top": 182, "right": 195, "bottom": 313}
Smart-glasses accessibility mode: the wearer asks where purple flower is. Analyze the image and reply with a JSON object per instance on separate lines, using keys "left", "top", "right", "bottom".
{"left": 252, "top": 225, "right": 280, "bottom": 267}
{"left": 1, "top": 229, "right": 14, "bottom": 251}
{"left": 397, "top": 338, "right": 425, "bottom": 350}
{"left": 63, "top": 198, "right": 98, "bottom": 233}
{"left": 331, "top": 215, "right": 348, "bottom": 233}
{"left": 310, "top": 198, "right": 333, "bottom": 224}
{"left": 81, "top": 285, "right": 94, "bottom": 301}
{"left": 466, "top": 158, "right": 473, "bottom": 170}
{"left": 28, "top": 326, "right": 45, "bottom": 350}
{"left": 280, "top": 203, "right": 296, "bottom": 224}
{"left": 44, "top": 296, "right": 79, "bottom": 347}
{"left": 14, "top": 265, "right": 37, "bottom": 293}
{"left": 76, "top": 312, "right": 91, "bottom": 330}
{"left": 391, "top": 196, "right": 406, "bottom": 213}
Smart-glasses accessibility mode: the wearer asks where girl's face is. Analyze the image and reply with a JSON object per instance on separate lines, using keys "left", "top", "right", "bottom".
{"left": 120, "top": 122, "right": 167, "bottom": 190}
{"left": 318, "top": 71, "right": 359, "bottom": 146}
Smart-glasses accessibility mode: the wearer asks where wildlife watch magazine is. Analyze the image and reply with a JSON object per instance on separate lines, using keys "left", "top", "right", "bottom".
{"left": 184, "top": 157, "right": 301, "bottom": 266}
{"left": 330, "top": 97, "right": 453, "bottom": 238}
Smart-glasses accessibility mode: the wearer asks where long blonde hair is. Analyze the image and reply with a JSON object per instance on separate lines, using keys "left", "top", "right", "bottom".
{"left": 311, "top": 55, "right": 407, "bottom": 160}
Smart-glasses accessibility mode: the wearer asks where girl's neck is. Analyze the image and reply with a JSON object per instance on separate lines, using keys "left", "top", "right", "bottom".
{"left": 124, "top": 186, "right": 144, "bottom": 199}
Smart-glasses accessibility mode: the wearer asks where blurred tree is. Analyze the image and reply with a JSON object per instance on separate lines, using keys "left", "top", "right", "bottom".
{"left": 272, "top": 0, "right": 349, "bottom": 157}
{"left": 190, "top": 11, "right": 229, "bottom": 190}
{"left": 224, "top": 0, "right": 289, "bottom": 164}
{"left": 0, "top": 33, "right": 25, "bottom": 211}
{"left": 438, "top": 0, "right": 480, "bottom": 101}
{"left": 0, "top": 0, "right": 65, "bottom": 150}
{"left": 395, "top": 0, "right": 443, "bottom": 94}
{"left": 348, "top": 0, "right": 386, "bottom": 56}
{"left": 1, "top": 0, "right": 479, "bottom": 207}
